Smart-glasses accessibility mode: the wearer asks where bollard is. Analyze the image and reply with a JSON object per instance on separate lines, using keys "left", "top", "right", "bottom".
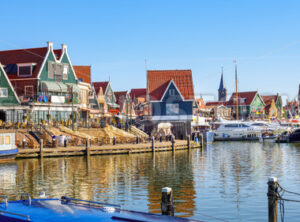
{"left": 267, "top": 177, "right": 278, "bottom": 222}
{"left": 161, "top": 187, "right": 174, "bottom": 216}
{"left": 136, "top": 136, "right": 139, "bottom": 144}
{"left": 187, "top": 135, "right": 191, "bottom": 150}
{"left": 113, "top": 136, "right": 116, "bottom": 145}
{"left": 172, "top": 136, "right": 175, "bottom": 152}
{"left": 86, "top": 139, "right": 90, "bottom": 156}
{"left": 152, "top": 136, "right": 155, "bottom": 152}
{"left": 22, "top": 139, "right": 26, "bottom": 149}
{"left": 64, "top": 137, "right": 67, "bottom": 147}
{"left": 40, "top": 139, "right": 44, "bottom": 158}
{"left": 160, "top": 135, "right": 162, "bottom": 143}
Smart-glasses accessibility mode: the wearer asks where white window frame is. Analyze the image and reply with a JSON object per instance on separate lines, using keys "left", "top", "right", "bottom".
{"left": 63, "top": 64, "right": 69, "bottom": 80}
{"left": 48, "top": 61, "right": 55, "bottom": 79}
{"left": 0, "top": 88, "right": 8, "bottom": 98}
{"left": 166, "top": 103, "right": 179, "bottom": 115}
{"left": 18, "top": 63, "right": 33, "bottom": 77}
{"left": 25, "top": 85, "right": 34, "bottom": 98}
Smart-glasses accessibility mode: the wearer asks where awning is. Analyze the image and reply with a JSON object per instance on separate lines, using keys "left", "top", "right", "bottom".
{"left": 66, "top": 83, "right": 81, "bottom": 93}
{"left": 107, "top": 102, "right": 120, "bottom": 108}
{"left": 56, "top": 82, "right": 69, "bottom": 93}
{"left": 41, "top": 81, "right": 61, "bottom": 92}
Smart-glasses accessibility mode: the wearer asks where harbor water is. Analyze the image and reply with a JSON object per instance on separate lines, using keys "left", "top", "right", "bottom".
{"left": 1, "top": 142, "right": 300, "bottom": 221}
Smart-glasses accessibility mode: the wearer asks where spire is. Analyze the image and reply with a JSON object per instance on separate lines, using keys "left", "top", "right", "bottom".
{"left": 219, "top": 67, "right": 225, "bottom": 90}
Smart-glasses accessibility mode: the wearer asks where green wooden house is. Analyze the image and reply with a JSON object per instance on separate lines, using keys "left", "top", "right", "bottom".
{"left": 0, "top": 42, "right": 81, "bottom": 123}
{"left": 0, "top": 63, "right": 23, "bottom": 122}
{"left": 227, "top": 91, "right": 265, "bottom": 120}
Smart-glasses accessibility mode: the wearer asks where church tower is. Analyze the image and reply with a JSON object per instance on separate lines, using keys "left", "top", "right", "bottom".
{"left": 218, "top": 67, "right": 227, "bottom": 101}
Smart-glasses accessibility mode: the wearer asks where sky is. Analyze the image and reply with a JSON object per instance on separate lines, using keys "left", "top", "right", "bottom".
{"left": 1, "top": 0, "right": 300, "bottom": 103}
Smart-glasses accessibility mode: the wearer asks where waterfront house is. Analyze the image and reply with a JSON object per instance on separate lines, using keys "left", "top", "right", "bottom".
{"left": 0, "top": 63, "right": 23, "bottom": 122}
{"left": 114, "top": 91, "right": 135, "bottom": 118}
{"left": 130, "top": 88, "right": 148, "bottom": 116}
{"left": 147, "top": 70, "right": 195, "bottom": 139}
{"left": 261, "top": 94, "right": 283, "bottom": 119}
{"left": 92, "top": 81, "right": 119, "bottom": 115}
{"left": 205, "top": 101, "right": 231, "bottom": 119}
{"left": 0, "top": 42, "right": 80, "bottom": 123}
{"left": 227, "top": 91, "right": 265, "bottom": 120}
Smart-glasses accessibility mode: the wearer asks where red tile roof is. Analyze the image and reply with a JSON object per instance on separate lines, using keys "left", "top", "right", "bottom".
{"left": 261, "top": 95, "right": 278, "bottom": 106}
{"left": 73, "top": 66, "right": 91, "bottom": 84}
{"left": 206, "top": 101, "right": 227, "bottom": 106}
{"left": 114, "top": 91, "right": 128, "bottom": 111}
{"left": 92, "top": 82, "right": 109, "bottom": 95}
{"left": 0, "top": 47, "right": 62, "bottom": 79}
{"left": 130, "top": 88, "right": 146, "bottom": 100}
{"left": 227, "top": 91, "right": 258, "bottom": 106}
{"left": 147, "top": 70, "right": 194, "bottom": 101}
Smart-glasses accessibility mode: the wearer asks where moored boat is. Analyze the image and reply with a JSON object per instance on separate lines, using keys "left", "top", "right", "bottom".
{"left": 0, "top": 194, "right": 200, "bottom": 221}
{"left": 0, "top": 131, "right": 18, "bottom": 161}
{"left": 288, "top": 128, "right": 300, "bottom": 143}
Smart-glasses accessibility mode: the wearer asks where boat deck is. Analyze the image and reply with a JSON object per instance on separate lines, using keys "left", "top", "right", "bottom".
{"left": 1, "top": 197, "right": 200, "bottom": 221}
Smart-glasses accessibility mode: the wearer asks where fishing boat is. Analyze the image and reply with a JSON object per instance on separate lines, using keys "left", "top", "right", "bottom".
{"left": 213, "top": 122, "right": 261, "bottom": 141}
{"left": 0, "top": 194, "right": 199, "bottom": 221}
{"left": 0, "top": 131, "right": 18, "bottom": 161}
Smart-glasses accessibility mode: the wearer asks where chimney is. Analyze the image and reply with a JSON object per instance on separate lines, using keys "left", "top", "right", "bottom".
{"left": 61, "top": 44, "right": 68, "bottom": 53}
{"left": 47, "top": 41, "right": 53, "bottom": 50}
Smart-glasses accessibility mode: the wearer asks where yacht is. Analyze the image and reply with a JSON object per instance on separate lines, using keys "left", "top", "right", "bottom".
{"left": 213, "top": 122, "right": 261, "bottom": 141}
{"left": 0, "top": 131, "right": 18, "bottom": 161}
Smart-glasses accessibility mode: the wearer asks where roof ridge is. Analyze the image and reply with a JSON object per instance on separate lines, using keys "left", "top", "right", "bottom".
{"left": 0, "top": 46, "right": 61, "bottom": 53}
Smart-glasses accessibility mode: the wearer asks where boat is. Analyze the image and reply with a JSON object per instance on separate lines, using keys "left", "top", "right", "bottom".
{"left": 212, "top": 122, "right": 261, "bottom": 141}
{"left": 288, "top": 128, "right": 300, "bottom": 143}
{"left": 0, "top": 194, "right": 199, "bottom": 221}
{"left": 0, "top": 131, "right": 18, "bottom": 161}
{"left": 258, "top": 130, "right": 277, "bottom": 143}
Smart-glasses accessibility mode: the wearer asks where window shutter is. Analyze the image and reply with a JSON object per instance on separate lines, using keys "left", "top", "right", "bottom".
{"left": 48, "top": 61, "right": 54, "bottom": 79}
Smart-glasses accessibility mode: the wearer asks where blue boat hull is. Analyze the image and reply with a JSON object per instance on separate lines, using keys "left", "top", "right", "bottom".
{"left": 0, "top": 148, "right": 18, "bottom": 160}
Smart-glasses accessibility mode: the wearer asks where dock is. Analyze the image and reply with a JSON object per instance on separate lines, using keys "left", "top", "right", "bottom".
{"left": 17, "top": 140, "right": 202, "bottom": 158}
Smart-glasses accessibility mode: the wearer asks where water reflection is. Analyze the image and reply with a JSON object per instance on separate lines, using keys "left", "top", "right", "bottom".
{"left": 1, "top": 142, "right": 300, "bottom": 221}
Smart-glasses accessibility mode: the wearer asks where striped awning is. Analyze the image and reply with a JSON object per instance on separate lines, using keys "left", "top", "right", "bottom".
{"left": 41, "top": 81, "right": 69, "bottom": 93}
{"left": 66, "top": 83, "right": 81, "bottom": 93}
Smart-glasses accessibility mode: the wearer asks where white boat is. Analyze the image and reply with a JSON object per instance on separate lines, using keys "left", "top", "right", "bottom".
{"left": 0, "top": 131, "right": 18, "bottom": 161}
{"left": 213, "top": 122, "right": 261, "bottom": 141}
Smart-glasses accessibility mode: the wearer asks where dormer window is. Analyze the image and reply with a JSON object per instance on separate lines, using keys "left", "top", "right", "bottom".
{"left": 169, "top": 89, "right": 176, "bottom": 96}
{"left": 18, "top": 64, "right": 34, "bottom": 77}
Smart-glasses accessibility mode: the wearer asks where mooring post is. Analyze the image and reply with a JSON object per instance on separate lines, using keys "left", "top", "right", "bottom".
{"left": 40, "top": 139, "right": 44, "bottom": 158}
{"left": 161, "top": 187, "right": 174, "bottom": 216}
{"left": 113, "top": 136, "right": 116, "bottom": 145}
{"left": 172, "top": 136, "right": 175, "bottom": 152}
{"left": 152, "top": 136, "right": 155, "bottom": 152}
{"left": 22, "top": 139, "right": 26, "bottom": 149}
{"left": 187, "top": 135, "right": 191, "bottom": 150}
{"left": 200, "top": 133, "right": 204, "bottom": 148}
{"left": 136, "top": 136, "right": 139, "bottom": 144}
{"left": 86, "top": 138, "right": 90, "bottom": 156}
{"left": 267, "top": 177, "right": 278, "bottom": 222}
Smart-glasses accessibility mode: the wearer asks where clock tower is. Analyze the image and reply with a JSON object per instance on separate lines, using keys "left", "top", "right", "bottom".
{"left": 218, "top": 68, "right": 227, "bottom": 101}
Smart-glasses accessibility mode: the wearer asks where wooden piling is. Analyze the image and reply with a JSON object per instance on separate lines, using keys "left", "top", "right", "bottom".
{"left": 86, "top": 139, "right": 90, "bottom": 156}
{"left": 267, "top": 177, "right": 278, "bottom": 222}
{"left": 200, "top": 133, "right": 204, "bottom": 148}
{"left": 187, "top": 135, "right": 191, "bottom": 150}
{"left": 161, "top": 187, "right": 174, "bottom": 216}
{"left": 39, "top": 139, "right": 44, "bottom": 158}
{"left": 172, "top": 137, "right": 175, "bottom": 152}
{"left": 152, "top": 136, "right": 155, "bottom": 152}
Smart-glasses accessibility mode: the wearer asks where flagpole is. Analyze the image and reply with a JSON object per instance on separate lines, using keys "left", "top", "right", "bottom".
{"left": 234, "top": 60, "right": 239, "bottom": 120}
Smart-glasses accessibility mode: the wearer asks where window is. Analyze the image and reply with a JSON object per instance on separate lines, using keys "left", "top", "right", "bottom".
{"left": 48, "top": 61, "right": 55, "bottom": 79}
{"left": 0, "top": 88, "right": 8, "bottom": 97}
{"left": 63, "top": 64, "right": 69, "bottom": 80}
{"left": 0, "top": 136, "right": 3, "bottom": 145}
{"left": 5, "top": 136, "right": 10, "bottom": 145}
{"left": 169, "top": 89, "right": 176, "bottom": 96}
{"left": 18, "top": 65, "right": 32, "bottom": 77}
{"left": 25, "top": 86, "right": 34, "bottom": 98}
{"left": 166, "top": 103, "right": 179, "bottom": 115}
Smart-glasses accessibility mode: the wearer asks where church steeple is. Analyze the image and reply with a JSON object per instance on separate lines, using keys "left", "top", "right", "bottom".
{"left": 218, "top": 67, "right": 227, "bottom": 101}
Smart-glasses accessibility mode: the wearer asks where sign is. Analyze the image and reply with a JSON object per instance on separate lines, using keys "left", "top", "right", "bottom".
{"left": 51, "top": 96, "right": 65, "bottom": 103}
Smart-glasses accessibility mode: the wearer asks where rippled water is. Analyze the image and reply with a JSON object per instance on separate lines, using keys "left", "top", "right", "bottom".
{"left": 1, "top": 142, "right": 300, "bottom": 221}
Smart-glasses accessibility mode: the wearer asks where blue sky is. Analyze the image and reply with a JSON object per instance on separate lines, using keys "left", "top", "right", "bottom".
{"left": 1, "top": 0, "right": 300, "bottom": 102}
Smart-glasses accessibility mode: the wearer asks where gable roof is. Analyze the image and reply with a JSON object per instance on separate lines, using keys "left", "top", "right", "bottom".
{"left": 261, "top": 95, "right": 279, "bottom": 106}
{"left": 0, "top": 63, "right": 20, "bottom": 104}
{"left": 0, "top": 47, "right": 62, "bottom": 79}
{"left": 92, "top": 82, "right": 109, "bottom": 95}
{"left": 73, "top": 66, "right": 91, "bottom": 84}
{"left": 227, "top": 91, "right": 259, "bottom": 106}
{"left": 147, "top": 70, "right": 194, "bottom": 101}
{"left": 130, "top": 88, "right": 146, "bottom": 100}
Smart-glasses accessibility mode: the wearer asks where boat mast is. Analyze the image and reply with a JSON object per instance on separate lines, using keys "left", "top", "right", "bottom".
{"left": 234, "top": 60, "right": 239, "bottom": 120}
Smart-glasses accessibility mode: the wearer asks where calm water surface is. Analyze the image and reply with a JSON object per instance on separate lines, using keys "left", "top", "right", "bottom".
{"left": 1, "top": 142, "right": 300, "bottom": 221}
